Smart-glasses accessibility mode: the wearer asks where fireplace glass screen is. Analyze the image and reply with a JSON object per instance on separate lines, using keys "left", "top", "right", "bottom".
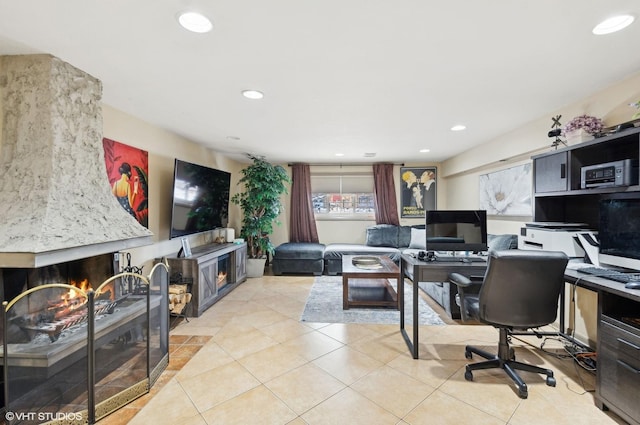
{"left": 1, "top": 260, "right": 169, "bottom": 423}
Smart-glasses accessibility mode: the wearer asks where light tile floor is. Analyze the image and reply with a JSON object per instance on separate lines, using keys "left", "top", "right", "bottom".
{"left": 100, "top": 275, "right": 625, "bottom": 424}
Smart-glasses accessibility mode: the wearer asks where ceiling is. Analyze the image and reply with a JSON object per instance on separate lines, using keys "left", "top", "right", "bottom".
{"left": 1, "top": 1, "right": 639, "bottom": 164}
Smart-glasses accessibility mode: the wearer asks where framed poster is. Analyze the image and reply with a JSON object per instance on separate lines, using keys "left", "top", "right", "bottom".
{"left": 103, "top": 138, "right": 149, "bottom": 228}
{"left": 400, "top": 167, "right": 437, "bottom": 218}
{"left": 479, "top": 163, "right": 532, "bottom": 216}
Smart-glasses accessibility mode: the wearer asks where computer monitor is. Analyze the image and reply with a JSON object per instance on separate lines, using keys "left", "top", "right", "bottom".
{"left": 425, "top": 210, "right": 488, "bottom": 252}
{"left": 598, "top": 194, "right": 640, "bottom": 271}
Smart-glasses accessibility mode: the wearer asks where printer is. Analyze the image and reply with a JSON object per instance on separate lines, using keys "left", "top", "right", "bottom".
{"left": 518, "top": 222, "right": 593, "bottom": 258}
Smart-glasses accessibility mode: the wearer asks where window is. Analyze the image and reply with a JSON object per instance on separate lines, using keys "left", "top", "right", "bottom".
{"left": 311, "top": 172, "right": 375, "bottom": 220}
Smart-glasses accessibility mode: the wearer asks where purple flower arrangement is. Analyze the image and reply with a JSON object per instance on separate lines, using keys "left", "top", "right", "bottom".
{"left": 563, "top": 115, "right": 604, "bottom": 135}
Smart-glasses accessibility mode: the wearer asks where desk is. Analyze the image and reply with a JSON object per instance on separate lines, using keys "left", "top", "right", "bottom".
{"left": 401, "top": 254, "right": 640, "bottom": 424}
{"left": 563, "top": 269, "right": 640, "bottom": 425}
{"left": 400, "top": 253, "right": 487, "bottom": 359}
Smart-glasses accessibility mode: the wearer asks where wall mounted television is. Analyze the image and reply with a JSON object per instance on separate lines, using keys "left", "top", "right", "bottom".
{"left": 170, "top": 159, "right": 231, "bottom": 239}
{"left": 425, "top": 209, "right": 488, "bottom": 252}
{"left": 598, "top": 194, "right": 640, "bottom": 271}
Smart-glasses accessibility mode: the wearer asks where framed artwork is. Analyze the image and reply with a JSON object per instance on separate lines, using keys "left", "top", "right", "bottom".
{"left": 103, "top": 138, "right": 149, "bottom": 228}
{"left": 180, "top": 237, "right": 192, "bottom": 257}
{"left": 479, "top": 163, "right": 532, "bottom": 216}
{"left": 400, "top": 167, "right": 437, "bottom": 218}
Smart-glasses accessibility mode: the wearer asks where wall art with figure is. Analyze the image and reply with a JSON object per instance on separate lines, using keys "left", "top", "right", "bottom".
{"left": 103, "top": 138, "right": 149, "bottom": 228}
{"left": 400, "top": 167, "right": 437, "bottom": 218}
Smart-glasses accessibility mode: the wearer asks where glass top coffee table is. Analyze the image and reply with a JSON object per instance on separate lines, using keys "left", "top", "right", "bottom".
{"left": 341, "top": 255, "right": 401, "bottom": 310}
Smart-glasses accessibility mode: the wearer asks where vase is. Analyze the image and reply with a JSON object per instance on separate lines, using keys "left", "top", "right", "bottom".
{"left": 565, "top": 128, "right": 594, "bottom": 145}
{"left": 246, "top": 257, "right": 267, "bottom": 278}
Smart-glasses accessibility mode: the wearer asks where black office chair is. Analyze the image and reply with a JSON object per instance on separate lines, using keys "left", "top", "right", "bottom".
{"left": 449, "top": 249, "right": 568, "bottom": 399}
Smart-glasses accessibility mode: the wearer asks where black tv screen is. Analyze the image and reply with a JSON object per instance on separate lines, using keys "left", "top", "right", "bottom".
{"left": 170, "top": 159, "right": 231, "bottom": 239}
{"left": 425, "top": 210, "right": 488, "bottom": 252}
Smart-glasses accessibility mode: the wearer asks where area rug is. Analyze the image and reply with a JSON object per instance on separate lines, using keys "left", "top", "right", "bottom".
{"left": 300, "top": 276, "right": 446, "bottom": 325}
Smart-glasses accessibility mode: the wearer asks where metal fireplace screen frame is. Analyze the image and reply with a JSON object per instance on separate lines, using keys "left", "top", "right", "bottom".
{"left": 1, "top": 262, "right": 169, "bottom": 424}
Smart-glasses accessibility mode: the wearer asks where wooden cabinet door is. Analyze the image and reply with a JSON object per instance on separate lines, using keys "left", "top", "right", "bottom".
{"left": 197, "top": 257, "right": 218, "bottom": 314}
{"left": 235, "top": 244, "right": 247, "bottom": 282}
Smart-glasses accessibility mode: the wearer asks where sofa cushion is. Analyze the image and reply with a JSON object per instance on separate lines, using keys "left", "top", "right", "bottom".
{"left": 323, "top": 243, "right": 401, "bottom": 260}
{"left": 487, "top": 234, "right": 518, "bottom": 251}
{"left": 398, "top": 225, "right": 413, "bottom": 248}
{"left": 409, "top": 228, "right": 427, "bottom": 249}
{"left": 274, "top": 242, "right": 326, "bottom": 260}
{"left": 365, "top": 224, "right": 400, "bottom": 248}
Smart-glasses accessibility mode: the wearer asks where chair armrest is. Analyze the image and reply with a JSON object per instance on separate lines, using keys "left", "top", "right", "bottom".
{"left": 449, "top": 272, "right": 472, "bottom": 288}
{"left": 449, "top": 272, "right": 483, "bottom": 322}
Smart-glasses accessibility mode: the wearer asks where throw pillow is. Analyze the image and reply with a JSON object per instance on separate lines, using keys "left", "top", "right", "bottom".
{"left": 365, "top": 224, "right": 399, "bottom": 247}
{"left": 409, "top": 228, "right": 426, "bottom": 250}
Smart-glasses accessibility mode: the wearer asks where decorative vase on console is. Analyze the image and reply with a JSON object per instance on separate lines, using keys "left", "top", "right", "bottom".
{"left": 562, "top": 114, "right": 604, "bottom": 145}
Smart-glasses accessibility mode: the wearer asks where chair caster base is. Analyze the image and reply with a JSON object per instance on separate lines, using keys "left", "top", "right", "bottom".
{"left": 518, "top": 387, "right": 528, "bottom": 399}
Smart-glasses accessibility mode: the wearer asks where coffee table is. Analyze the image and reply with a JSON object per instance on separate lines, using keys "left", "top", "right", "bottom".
{"left": 341, "top": 255, "right": 401, "bottom": 310}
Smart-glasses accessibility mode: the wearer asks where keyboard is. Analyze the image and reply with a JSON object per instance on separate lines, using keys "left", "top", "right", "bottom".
{"left": 434, "top": 255, "right": 486, "bottom": 263}
{"left": 577, "top": 266, "right": 640, "bottom": 283}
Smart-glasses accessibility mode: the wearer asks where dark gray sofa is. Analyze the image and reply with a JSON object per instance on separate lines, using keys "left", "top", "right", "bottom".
{"left": 323, "top": 224, "right": 425, "bottom": 275}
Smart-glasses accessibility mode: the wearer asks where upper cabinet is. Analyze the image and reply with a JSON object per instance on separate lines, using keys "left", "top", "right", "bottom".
{"left": 534, "top": 151, "right": 568, "bottom": 193}
{"left": 531, "top": 126, "right": 640, "bottom": 229}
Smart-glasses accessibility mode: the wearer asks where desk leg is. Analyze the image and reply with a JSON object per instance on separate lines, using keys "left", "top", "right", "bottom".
{"left": 398, "top": 274, "right": 404, "bottom": 325}
{"left": 413, "top": 277, "right": 418, "bottom": 358}
{"left": 400, "top": 262, "right": 418, "bottom": 359}
{"left": 343, "top": 275, "right": 349, "bottom": 310}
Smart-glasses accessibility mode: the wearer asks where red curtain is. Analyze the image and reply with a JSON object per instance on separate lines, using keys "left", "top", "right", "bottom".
{"left": 373, "top": 163, "right": 400, "bottom": 225}
{"left": 289, "top": 163, "right": 319, "bottom": 243}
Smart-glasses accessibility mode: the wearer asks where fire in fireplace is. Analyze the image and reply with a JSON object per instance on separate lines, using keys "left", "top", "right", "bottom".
{"left": 217, "top": 253, "right": 230, "bottom": 289}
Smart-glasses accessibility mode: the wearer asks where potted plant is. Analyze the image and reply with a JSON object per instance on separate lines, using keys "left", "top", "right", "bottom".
{"left": 231, "top": 155, "right": 291, "bottom": 277}
{"left": 563, "top": 114, "right": 604, "bottom": 144}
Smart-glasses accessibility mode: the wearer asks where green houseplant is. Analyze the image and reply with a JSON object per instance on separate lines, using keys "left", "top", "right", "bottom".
{"left": 231, "top": 155, "right": 291, "bottom": 276}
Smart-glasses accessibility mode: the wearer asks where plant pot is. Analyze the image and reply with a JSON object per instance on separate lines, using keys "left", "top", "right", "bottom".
{"left": 565, "top": 128, "right": 594, "bottom": 145}
{"left": 246, "top": 258, "right": 267, "bottom": 278}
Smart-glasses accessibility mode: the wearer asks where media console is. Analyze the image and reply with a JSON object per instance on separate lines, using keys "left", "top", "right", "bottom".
{"left": 165, "top": 242, "right": 247, "bottom": 317}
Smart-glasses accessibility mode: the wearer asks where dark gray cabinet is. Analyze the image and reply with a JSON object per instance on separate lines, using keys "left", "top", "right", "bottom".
{"left": 166, "top": 242, "right": 247, "bottom": 317}
{"left": 597, "top": 294, "right": 640, "bottom": 425}
{"left": 532, "top": 126, "right": 640, "bottom": 227}
{"left": 532, "top": 126, "right": 640, "bottom": 424}
{"left": 534, "top": 151, "right": 567, "bottom": 193}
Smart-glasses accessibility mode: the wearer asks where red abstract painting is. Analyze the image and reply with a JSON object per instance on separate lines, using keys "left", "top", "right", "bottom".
{"left": 103, "top": 138, "right": 149, "bottom": 228}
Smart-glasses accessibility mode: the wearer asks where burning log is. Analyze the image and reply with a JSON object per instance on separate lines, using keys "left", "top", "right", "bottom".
{"left": 15, "top": 295, "right": 129, "bottom": 342}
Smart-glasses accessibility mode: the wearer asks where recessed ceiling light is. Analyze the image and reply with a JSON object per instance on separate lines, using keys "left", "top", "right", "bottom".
{"left": 593, "top": 14, "right": 635, "bottom": 35}
{"left": 419, "top": 149, "right": 430, "bottom": 153}
{"left": 177, "top": 11, "right": 213, "bottom": 33}
{"left": 451, "top": 124, "right": 466, "bottom": 131}
{"left": 226, "top": 136, "right": 240, "bottom": 141}
{"left": 242, "top": 89, "right": 264, "bottom": 100}
{"left": 335, "top": 153, "right": 345, "bottom": 157}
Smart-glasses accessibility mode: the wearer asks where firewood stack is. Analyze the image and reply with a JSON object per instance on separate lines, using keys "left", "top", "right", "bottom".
{"left": 169, "top": 284, "right": 192, "bottom": 316}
